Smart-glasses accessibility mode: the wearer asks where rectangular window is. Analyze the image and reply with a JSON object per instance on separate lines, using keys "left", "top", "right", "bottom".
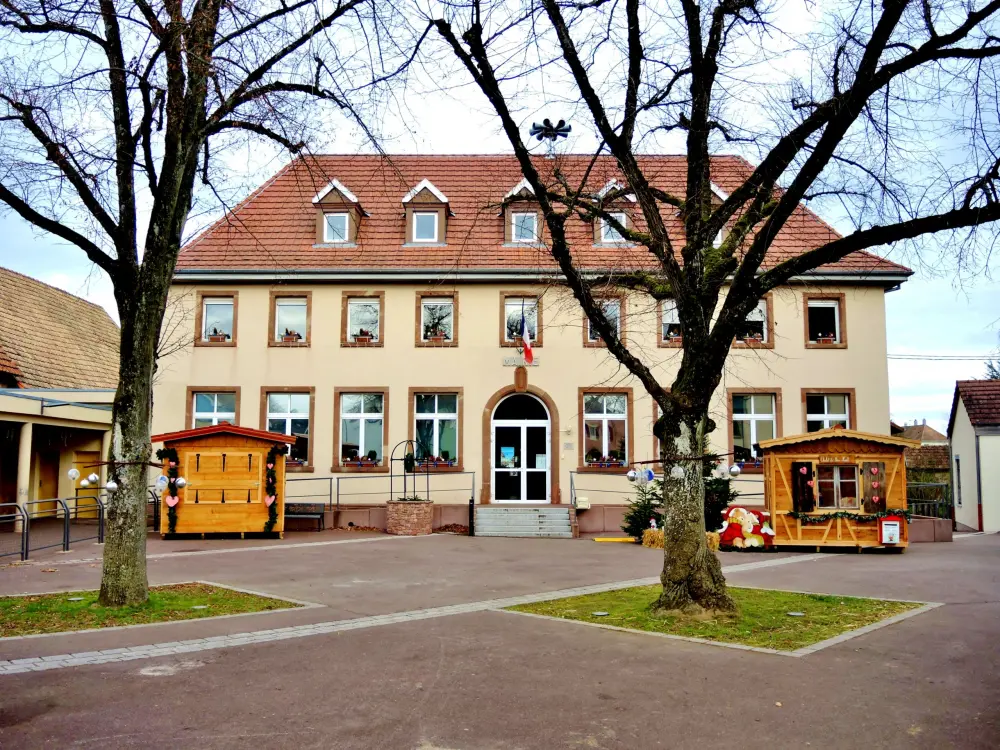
{"left": 583, "top": 393, "right": 628, "bottom": 465}
{"left": 588, "top": 299, "right": 622, "bottom": 342}
{"left": 421, "top": 298, "right": 454, "bottom": 342}
{"left": 414, "top": 393, "right": 458, "bottom": 463}
{"left": 192, "top": 392, "right": 236, "bottom": 428}
{"left": 347, "top": 298, "right": 380, "bottom": 342}
{"left": 600, "top": 212, "right": 627, "bottom": 243}
{"left": 265, "top": 392, "right": 310, "bottom": 464}
{"left": 954, "top": 456, "right": 962, "bottom": 506}
{"left": 512, "top": 212, "right": 537, "bottom": 243}
{"left": 324, "top": 213, "right": 349, "bottom": 243}
{"left": 201, "top": 297, "right": 234, "bottom": 342}
{"left": 413, "top": 212, "right": 438, "bottom": 242}
{"left": 806, "top": 393, "right": 850, "bottom": 432}
{"left": 735, "top": 299, "right": 768, "bottom": 343}
{"left": 504, "top": 297, "right": 538, "bottom": 342}
{"left": 817, "top": 465, "right": 859, "bottom": 509}
{"left": 274, "top": 298, "right": 308, "bottom": 343}
{"left": 731, "top": 393, "right": 775, "bottom": 463}
{"left": 340, "top": 393, "right": 384, "bottom": 464}
{"left": 807, "top": 299, "right": 841, "bottom": 343}
{"left": 661, "top": 300, "right": 681, "bottom": 341}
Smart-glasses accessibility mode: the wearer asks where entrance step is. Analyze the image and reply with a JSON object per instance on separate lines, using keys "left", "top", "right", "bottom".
{"left": 475, "top": 506, "right": 573, "bottom": 538}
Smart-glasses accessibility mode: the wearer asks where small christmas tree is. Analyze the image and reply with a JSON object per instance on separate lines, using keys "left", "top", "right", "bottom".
{"left": 622, "top": 478, "right": 663, "bottom": 542}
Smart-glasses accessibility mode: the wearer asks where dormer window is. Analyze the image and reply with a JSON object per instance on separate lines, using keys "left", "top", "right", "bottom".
{"left": 413, "top": 212, "right": 439, "bottom": 242}
{"left": 512, "top": 212, "right": 537, "bottom": 243}
{"left": 600, "top": 212, "right": 627, "bottom": 243}
{"left": 324, "top": 213, "right": 349, "bottom": 243}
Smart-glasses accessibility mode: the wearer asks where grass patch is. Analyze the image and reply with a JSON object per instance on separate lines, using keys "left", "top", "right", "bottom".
{"left": 0, "top": 583, "right": 299, "bottom": 638}
{"left": 508, "top": 586, "right": 920, "bottom": 651}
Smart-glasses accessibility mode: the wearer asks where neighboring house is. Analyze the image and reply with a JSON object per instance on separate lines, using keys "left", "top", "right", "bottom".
{"left": 152, "top": 155, "right": 911, "bottom": 532}
{"left": 893, "top": 419, "right": 950, "bottom": 487}
{"left": 0, "top": 267, "right": 120, "bottom": 518}
{"left": 948, "top": 380, "right": 1000, "bottom": 532}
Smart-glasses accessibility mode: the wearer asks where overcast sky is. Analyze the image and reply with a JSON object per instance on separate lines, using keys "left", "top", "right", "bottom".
{"left": 1, "top": 1, "right": 996, "bottom": 433}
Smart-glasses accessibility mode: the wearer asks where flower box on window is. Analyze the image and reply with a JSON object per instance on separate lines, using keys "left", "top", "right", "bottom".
{"left": 816, "top": 335, "right": 837, "bottom": 345}
{"left": 667, "top": 334, "right": 683, "bottom": 344}
{"left": 418, "top": 457, "right": 456, "bottom": 468}
{"left": 207, "top": 328, "right": 230, "bottom": 343}
{"left": 586, "top": 455, "right": 626, "bottom": 468}
{"left": 353, "top": 327, "right": 374, "bottom": 344}
{"left": 740, "top": 332, "right": 763, "bottom": 343}
{"left": 281, "top": 328, "right": 303, "bottom": 343}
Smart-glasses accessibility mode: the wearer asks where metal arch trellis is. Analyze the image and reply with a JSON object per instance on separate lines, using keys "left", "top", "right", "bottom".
{"left": 389, "top": 439, "right": 435, "bottom": 502}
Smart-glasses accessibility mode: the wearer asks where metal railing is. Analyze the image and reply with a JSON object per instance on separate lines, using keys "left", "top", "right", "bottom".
{"left": 0, "top": 502, "right": 28, "bottom": 561}
{"left": 286, "top": 471, "right": 476, "bottom": 511}
{"left": 568, "top": 471, "right": 765, "bottom": 507}
{"left": 284, "top": 476, "right": 334, "bottom": 509}
{"left": 907, "top": 482, "right": 954, "bottom": 525}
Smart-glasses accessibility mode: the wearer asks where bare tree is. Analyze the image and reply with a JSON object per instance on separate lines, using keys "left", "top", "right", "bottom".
{"left": 0, "top": 1, "right": 403, "bottom": 605}
{"left": 428, "top": 0, "right": 1000, "bottom": 613}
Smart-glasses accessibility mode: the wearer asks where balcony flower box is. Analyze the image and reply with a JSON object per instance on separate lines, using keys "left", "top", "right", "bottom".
{"left": 417, "top": 457, "right": 456, "bottom": 469}
{"left": 666, "top": 334, "right": 683, "bottom": 344}
{"left": 816, "top": 335, "right": 837, "bottom": 345}
{"left": 353, "top": 335, "right": 372, "bottom": 344}
{"left": 281, "top": 330, "right": 303, "bottom": 343}
{"left": 208, "top": 334, "right": 229, "bottom": 343}
{"left": 428, "top": 334, "right": 448, "bottom": 344}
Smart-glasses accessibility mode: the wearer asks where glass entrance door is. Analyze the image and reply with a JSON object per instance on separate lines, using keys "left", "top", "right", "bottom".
{"left": 492, "top": 421, "right": 550, "bottom": 502}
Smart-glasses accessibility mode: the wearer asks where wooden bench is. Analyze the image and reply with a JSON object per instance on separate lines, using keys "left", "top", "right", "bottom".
{"left": 284, "top": 502, "right": 325, "bottom": 532}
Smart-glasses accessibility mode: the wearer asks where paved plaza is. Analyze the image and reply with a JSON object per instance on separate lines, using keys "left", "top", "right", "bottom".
{"left": 0, "top": 532, "right": 997, "bottom": 748}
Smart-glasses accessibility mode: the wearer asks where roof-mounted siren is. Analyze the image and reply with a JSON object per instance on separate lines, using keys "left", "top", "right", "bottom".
{"left": 529, "top": 119, "right": 571, "bottom": 158}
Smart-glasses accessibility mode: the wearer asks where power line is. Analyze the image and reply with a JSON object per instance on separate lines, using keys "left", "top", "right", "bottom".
{"left": 887, "top": 353, "right": 997, "bottom": 361}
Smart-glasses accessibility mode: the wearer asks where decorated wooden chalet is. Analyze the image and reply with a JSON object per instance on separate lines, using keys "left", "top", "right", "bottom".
{"left": 759, "top": 427, "right": 919, "bottom": 549}
{"left": 151, "top": 424, "right": 292, "bottom": 537}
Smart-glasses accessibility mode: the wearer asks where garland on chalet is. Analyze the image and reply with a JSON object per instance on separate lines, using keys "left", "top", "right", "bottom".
{"left": 155, "top": 447, "right": 180, "bottom": 534}
{"left": 263, "top": 444, "right": 288, "bottom": 533}
{"left": 787, "top": 508, "right": 912, "bottom": 524}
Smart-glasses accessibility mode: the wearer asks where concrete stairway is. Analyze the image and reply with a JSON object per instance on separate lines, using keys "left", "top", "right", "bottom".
{"left": 474, "top": 506, "right": 573, "bottom": 538}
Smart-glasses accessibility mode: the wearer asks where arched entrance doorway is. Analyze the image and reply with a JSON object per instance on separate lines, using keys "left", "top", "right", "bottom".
{"left": 490, "top": 393, "right": 551, "bottom": 503}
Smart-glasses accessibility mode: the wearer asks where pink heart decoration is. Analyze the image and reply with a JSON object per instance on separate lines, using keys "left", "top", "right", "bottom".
{"left": 165, "top": 495, "right": 179, "bottom": 508}
{"left": 264, "top": 495, "right": 276, "bottom": 507}
{"left": 870, "top": 467, "right": 879, "bottom": 475}
{"left": 266, "top": 463, "right": 274, "bottom": 469}
{"left": 799, "top": 467, "right": 808, "bottom": 475}
{"left": 872, "top": 481, "right": 880, "bottom": 489}
{"left": 169, "top": 461, "right": 177, "bottom": 467}
{"left": 806, "top": 480, "right": 814, "bottom": 487}
{"left": 872, "top": 496, "right": 880, "bottom": 503}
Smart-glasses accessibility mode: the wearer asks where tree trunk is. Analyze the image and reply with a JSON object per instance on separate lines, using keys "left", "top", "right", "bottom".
{"left": 98, "top": 279, "right": 165, "bottom": 606}
{"left": 654, "top": 412, "right": 735, "bottom": 615}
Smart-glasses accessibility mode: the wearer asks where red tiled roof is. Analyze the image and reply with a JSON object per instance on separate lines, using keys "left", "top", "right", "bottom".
{"left": 899, "top": 423, "right": 947, "bottom": 443}
{"left": 950, "top": 380, "right": 1000, "bottom": 433}
{"left": 152, "top": 422, "right": 297, "bottom": 445}
{"left": 905, "top": 444, "right": 950, "bottom": 470}
{"left": 0, "top": 267, "right": 119, "bottom": 389}
{"left": 178, "top": 155, "right": 912, "bottom": 278}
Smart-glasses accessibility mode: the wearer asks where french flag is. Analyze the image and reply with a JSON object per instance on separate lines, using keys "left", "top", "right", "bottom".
{"left": 520, "top": 307, "right": 534, "bottom": 364}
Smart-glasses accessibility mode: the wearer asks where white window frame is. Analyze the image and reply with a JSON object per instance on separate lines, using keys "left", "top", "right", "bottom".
{"left": 347, "top": 298, "right": 380, "bottom": 342}
{"left": 504, "top": 297, "right": 538, "bottom": 343}
{"left": 661, "top": 300, "right": 681, "bottom": 340}
{"left": 731, "top": 393, "right": 776, "bottom": 461}
{"left": 413, "top": 211, "right": 439, "bottom": 243}
{"left": 340, "top": 393, "right": 384, "bottom": 463}
{"left": 511, "top": 212, "right": 537, "bottom": 243}
{"left": 817, "top": 465, "right": 860, "bottom": 509}
{"left": 274, "top": 297, "right": 308, "bottom": 342}
{"left": 600, "top": 212, "right": 627, "bottom": 243}
{"left": 192, "top": 392, "right": 235, "bottom": 428}
{"left": 588, "top": 299, "right": 622, "bottom": 342}
{"left": 420, "top": 297, "right": 454, "bottom": 342}
{"left": 265, "top": 392, "right": 311, "bottom": 464}
{"left": 201, "top": 297, "right": 234, "bottom": 341}
{"left": 414, "top": 393, "right": 459, "bottom": 461}
{"left": 582, "top": 393, "right": 629, "bottom": 464}
{"left": 807, "top": 299, "right": 841, "bottom": 343}
{"left": 324, "top": 212, "right": 349, "bottom": 243}
{"left": 806, "top": 393, "right": 850, "bottom": 431}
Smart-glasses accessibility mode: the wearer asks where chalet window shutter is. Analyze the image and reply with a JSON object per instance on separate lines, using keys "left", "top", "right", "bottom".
{"left": 862, "top": 461, "right": 886, "bottom": 513}
{"left": 791, "top": 461, "right": 815, "bottom": 513}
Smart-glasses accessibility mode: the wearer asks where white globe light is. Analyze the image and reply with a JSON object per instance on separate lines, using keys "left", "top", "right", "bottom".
{"left": 643, "top": 468, "right": 655, "bottom": 483}
{"left": 155, "top": 475, "right": 169, "bottom": 488}
{"left": 626, "top": 469, "right": 638, "bottom": 482}
{"left": 669, "top": 465, "right": 685, "bottom": 479}
{"left": 729, "top": 464, "right": 742, "bottom": 478}
{"left": 175, "top": 477, "right": 187, "bottom": 488}
{"left": 105, "top": 480, "right": 118, "bottom": 492}
{"left": 68, "top": 468, "right": 80, "bottom": 481}
{"left": 87, "top": 473, "right": 100, "bottom": 484}
{"left": 80, "top": 479, "right": 90, "bottom": 488}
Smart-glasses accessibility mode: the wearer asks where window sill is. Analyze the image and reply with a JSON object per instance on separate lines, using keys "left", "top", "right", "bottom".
{"left": 413, "top": 463, "right": 465, "bottom": 473}
{"left": 735, "top": 465, "right": 764, "bottom": 475}
{"left": 658, "top": 338, "right": 683, "bottom": 348}
{"left": 502, "top": 242, "right": 545, "bottom": 248}
{"left": 593, "top": 242, "right": 634, "bottom": 248}
{"left": 331, "top": 463, "right": 390, "bottom": 474}
{"left": 312, "top": 242, "right": 357, "bottom": 248}
{"left": 805, "top": 341, "right": 847, "bottom": 350}
{"left": 732, "top": 340, "right": 774, "bottom": 350}
{"left": 194, "top": 340, "right": 236, "bottom": 348}
{"left": 577, "top": 464, "right": 628, "bottom": 474}
{"left": 403, "top": 242, "right": 447, "bottom": 247}
{"left": 500, "top": 340, "right": 542, "bottom": 349}
{"left": 341, "top": 340, "right": 384, "bottom": 348}
{"left": 269, "top": 340, "right": 310, "bottom": 348}
{"left": 286, "top": 464, "right": 315, "bottom": 474}
{"left": 415, "top": 339, "right": 459, "bottom": 348}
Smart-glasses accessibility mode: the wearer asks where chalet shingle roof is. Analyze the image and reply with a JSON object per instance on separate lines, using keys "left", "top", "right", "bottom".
{"left": 950, "top": 380, "right": 1000, "bottom": 433}
{"left": 178, "top": 154, "right": 913, "bottom": 278}
{"left": 0, "top": 267, "right": 119, "bottom": 389}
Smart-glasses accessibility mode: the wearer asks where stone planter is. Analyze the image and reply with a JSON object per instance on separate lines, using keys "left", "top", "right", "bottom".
{"left": 386, "top": 500, "right": 434, "bottom": 536}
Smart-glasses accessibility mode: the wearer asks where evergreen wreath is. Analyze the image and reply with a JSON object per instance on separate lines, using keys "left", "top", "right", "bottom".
{"left": 155, "top": 447, "right": 180, "bottom": 533}
{"left": 787, "top": 508, "right": 912, "bottom": 524}
{"left": 263, "top": 444, "right": 288, "bottom": 533}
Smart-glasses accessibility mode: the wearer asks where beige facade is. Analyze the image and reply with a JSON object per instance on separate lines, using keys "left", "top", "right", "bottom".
{"left": 949, "top": 396, "right": 1000, "bottom": 533}
{"left": 153, "top": 279, "right": 894, "bottom": 522}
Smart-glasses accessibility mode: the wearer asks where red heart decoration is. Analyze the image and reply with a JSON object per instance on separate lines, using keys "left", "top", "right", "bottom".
{"left": 264, "top": 495, "right": 276, "bottom": 507}
{"left": 870, "top": 467, "right": 879, "bottom": 475}
{"left": 872, "top": 481, "right": 880, "bottom": 489}
{"left": 872, "top": 496, "right": 880, "bottom": 503}
{"left": 266, "top": 463, "right": 274, "bottom": 470}
{"left": 806, "top": 480, "right": 814, "bottom": 487}
{"left": 165, "top": 495, "right": 179, "bottom": 508}
{"left": 799, "top": 467, "right": 808, "bottom": 475}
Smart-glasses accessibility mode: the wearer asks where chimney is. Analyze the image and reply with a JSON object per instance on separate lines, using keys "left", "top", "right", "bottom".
{"left": 922, "top": 418, "right": 927, "bottom": 425}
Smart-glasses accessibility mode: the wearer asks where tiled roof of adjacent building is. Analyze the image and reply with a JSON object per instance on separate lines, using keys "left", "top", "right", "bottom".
{"left": 904, "top": 444, "right": 950, "bottom": 471}
{"left": 0, "top": 267, "right": 120, "bottom": 389}
{"left": 177, "top": 154, "right": 912, "bottom": 278}
{"left": 949, "top": 379, "right": 1000, "bottom": 434}
{"left": 899, "top": 422, "right": 947, "bottom": 443}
